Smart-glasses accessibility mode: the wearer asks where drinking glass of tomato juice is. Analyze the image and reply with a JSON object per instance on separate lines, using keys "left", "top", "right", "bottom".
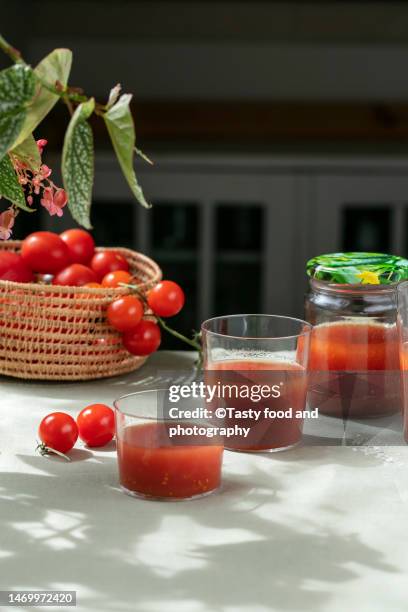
{"left": 114, "top": 390, "right": 224, "bottom": 500}
{"left": 202, "top": 314, "right": 312, "bottom": 452}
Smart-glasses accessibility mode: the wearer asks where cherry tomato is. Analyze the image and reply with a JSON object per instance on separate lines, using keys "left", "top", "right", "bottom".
{"left": 60, "top": 229, "right": 95, "bottom": 264}
{"left": 53, "top": 263, "right": 98, "bottom": 287}
{"left": 84, "top": 282, "right": 102, "bottom": 288}
{"left": 147, "top": 280, "right": 185, "bottom": 317}
{"left": 21, "top": 232, "right": 71, "bottom": 274}
{"left": 107, "top": 295, "right": 144, "bottom": 332}
{"left": 90, "top": 251, "right": 129, "bottom": 281}
{"left": 38, "top": 412, "right": 78, "bottom": 453}
{"left": 0, "top": 252, "right": 34, "bottom": 283}
{"left": 122, "top": 320, "right": 161, "bottom": 355}
{"left": 76, "top": 403, "right": 115, "bottom": 447}
{"left": 101, "top": 270, "right": 132, "bottom": 288}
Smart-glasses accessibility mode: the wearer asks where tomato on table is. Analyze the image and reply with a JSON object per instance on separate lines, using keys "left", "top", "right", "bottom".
{"left": 60, "top": 229, "right": 95, "bottom": 264}
{"left": 91, "top": 251, "right": 129, "bottom": 281}
{"left": 77, "top": 403, "right": 115, "bottom": 447}
{"left": 38, "top": 412, "right": 78, "bottom": 453}
{"left": 107, "top": 295, "right": 144, "bottom": 332}
{"left": 21, "top": 232, "right": 71, "bottom": 274}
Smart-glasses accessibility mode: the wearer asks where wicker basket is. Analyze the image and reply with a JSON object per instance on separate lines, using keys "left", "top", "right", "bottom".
{"left": 0, "top": 241, "right": 162, "bottom": 381}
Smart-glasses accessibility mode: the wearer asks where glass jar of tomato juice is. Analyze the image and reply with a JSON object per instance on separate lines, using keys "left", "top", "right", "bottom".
{"left": 305, "top": 252, "right": 408, "bottom": 419}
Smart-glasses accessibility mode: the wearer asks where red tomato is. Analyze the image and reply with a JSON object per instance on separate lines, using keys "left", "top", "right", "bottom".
{"left": 84, "top": 282, "right": 102, "bottom": 288}
{"left": 21, "top": 232, "right": 71, "bottom": 274}
{"left": 101, "top": 270, "right": 132, "bottom": 288}
{"left": 60, "top": 229, "right": 95, "bottom": 264}
{"left": 123, "top": 320, "right": 161, "bottom": 355}
{"left": 53, "top": 263, "right": 98, "bottom": 287}
{"left": 38, "top": 412, "right": 78, "bottom": 453}
{"left": 77, "top": 403, "right": 115, "bottom": 447}
{"left": 0, "top": 252, "right": 34, "bottom": 283}
{"left": 147, "top": 281, "right": 185, "bottom": 317}
{"left": 107, "top": 295, "right": 144, "bottom": 332}
{"left": 91, "top": 251, "right": 129, "bottom": 281}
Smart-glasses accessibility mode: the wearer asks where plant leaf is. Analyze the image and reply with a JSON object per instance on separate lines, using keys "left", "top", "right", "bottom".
{"left": 11, "top": 134, "right": 41, "bottom": 172}
{"left": 13, "top": 49, "right": 72, "bottom": 147}
{"left": 104, "top": 94, "right": 150, "bottom": 208}
{"left": 62, "top": 98, "right": 95, "bottom": 229}
{"left": 0, "top": 64, "right": 35, "bottom": 161}
{"left": 0, "top": 154, "right": 33, "bottom": 211}
{"left": 135, "top": 146, "right": 153, "bottom": 165}
{"left": 107, "top": 83, "right": 121, "bottom": 109}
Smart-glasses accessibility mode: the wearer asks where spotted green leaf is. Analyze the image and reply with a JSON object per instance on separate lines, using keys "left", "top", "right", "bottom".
{"left": 13, "top": 49, "right": 72, "bottom": 147}
{"left": 0, "top": 64, "right": 35, "bottom": 161}
{"left": 62, "top": 98, "right": 95, "bottom": 229}
{"left": 0, "top": 154, "right": 33, "bottom": 211}
{"left": 104, "top": 94, "right": 150, "bottom": 208}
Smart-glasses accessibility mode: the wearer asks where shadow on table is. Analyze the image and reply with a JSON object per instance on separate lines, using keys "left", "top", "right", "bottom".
{"left": 0, "top": 451, "right": 398, "bottom": 612}
{"left": 0, "top": 356, "right": 197, "bottom": 410}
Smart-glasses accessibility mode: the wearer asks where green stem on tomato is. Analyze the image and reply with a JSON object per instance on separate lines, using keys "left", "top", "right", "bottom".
{"left": 155, "top": 314, "right": 201, "bottom": 351}
{"left": 120, "top": 282, "right": 203, "bottom": 365}
{"left": 35, "top": 442, "right": 71, "bottom": 461}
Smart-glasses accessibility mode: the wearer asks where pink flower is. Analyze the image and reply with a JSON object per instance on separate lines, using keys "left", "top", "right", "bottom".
{"left": 0, "top": 208, "right": 16, "bottom": 240}
{"left": 40, "top": 187, "right": 68, "bottom": 217}
{"left": 39, "top": 164, "right": 52, "bottom": 179}
{"left": 36, "top": 139, "right": 48, "bottom": 154}
{"left": 54, "top": 189, "right": 68, "bottom": 208}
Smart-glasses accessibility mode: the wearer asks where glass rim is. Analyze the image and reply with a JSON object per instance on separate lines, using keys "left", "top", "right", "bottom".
{"left": 201, "top": 313, "right": 312, "bottom": 341}
{"left": 114, "top": 388, "right": 173, "bottom": 420}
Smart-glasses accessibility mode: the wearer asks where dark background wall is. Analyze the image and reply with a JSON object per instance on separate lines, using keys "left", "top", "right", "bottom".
{"left": 3, "top": 1, "right": 408, "bottom": 346}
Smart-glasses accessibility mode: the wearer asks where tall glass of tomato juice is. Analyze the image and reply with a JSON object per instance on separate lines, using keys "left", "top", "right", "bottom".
{"left": 201, "top": 314, "right": 311, "bottom": 452}
{"left": 114, "top": 390, "right": 224, "bottom": 501}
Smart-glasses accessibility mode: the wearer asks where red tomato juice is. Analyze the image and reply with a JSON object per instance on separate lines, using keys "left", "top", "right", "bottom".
{"left": 205, "top": 360, "right": 307, "bottom": 452}
{"left": 308, "top": 321, "right": 401, "bottom": 419}
{"left": 117, "top": 422, "right": 223, "bottom": 499}
{"left": 399, "top": 342, "right": 408, "bottom": 442}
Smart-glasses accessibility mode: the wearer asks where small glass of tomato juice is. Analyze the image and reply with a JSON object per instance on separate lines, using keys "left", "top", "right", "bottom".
{"left": 202, "top": 314, "right": 312, "bottom": 452}
{"left": 114, "top": 390, "right": 224, "bottom": 501}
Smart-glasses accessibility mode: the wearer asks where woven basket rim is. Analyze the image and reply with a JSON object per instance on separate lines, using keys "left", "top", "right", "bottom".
{"left": 0, "top": 242, "right": 162, "bottom": 292}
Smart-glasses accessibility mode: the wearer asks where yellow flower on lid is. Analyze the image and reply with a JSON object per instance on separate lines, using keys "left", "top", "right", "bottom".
{"left": 357, "top": 270, "right": 380, "bottom": 285}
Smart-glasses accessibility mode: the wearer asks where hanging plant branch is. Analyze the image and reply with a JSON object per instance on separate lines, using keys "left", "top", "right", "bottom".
{"left": 120, "top": 282, "right": 203, "bottom": 367}
{"left": 0, "top": 33, "right": 152, "bottom": 234}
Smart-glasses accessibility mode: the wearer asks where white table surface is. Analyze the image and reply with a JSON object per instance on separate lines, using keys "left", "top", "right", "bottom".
{"left": 2, "top": 351, "right": 408, "bottom": 612}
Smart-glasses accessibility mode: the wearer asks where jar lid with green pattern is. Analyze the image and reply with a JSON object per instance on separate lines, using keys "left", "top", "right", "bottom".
{"left": 307, "top": 252, "right": 408, "bottom": 285}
